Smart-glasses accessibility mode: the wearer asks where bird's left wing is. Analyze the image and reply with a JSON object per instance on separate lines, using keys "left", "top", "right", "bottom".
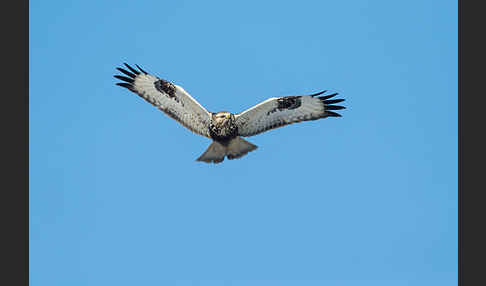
{"left": 114, "top": 63, "right": 211, "bottom": 138}
{"left": 235, "top": 91, "right": 345, "bottom": 137}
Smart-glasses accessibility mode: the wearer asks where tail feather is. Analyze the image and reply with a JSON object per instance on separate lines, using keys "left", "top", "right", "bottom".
{"left": 196, "top": 137, "right": 258, "bottom": 163}
{"left": 196, "top": 141, "right": 227, "bottom": 163}
{"left": 226, "top": 137, "right": 258, "bottom": 160}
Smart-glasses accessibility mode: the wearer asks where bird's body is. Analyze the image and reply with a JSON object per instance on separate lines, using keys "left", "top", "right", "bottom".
{"left": 114, "top": 63, "right": 345, "bottom": 163}
{"left": 208, "top": 112, "right": 238, "bottom": 142}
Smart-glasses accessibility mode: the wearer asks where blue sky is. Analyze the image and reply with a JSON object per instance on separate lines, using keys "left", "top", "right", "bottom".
{"left": 30, "top": 0, "right": 457, "bottom": 285}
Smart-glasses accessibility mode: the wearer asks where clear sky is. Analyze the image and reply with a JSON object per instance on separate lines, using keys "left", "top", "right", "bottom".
{"left": 30, "top": 0, "right": 457, "bottom": 285}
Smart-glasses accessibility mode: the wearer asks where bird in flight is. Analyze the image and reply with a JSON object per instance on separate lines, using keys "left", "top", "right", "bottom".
{"left": 114, "top": 63, "right": 345, "bottom": 163}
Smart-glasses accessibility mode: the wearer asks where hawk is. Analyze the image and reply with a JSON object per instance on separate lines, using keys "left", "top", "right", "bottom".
{"left": 114, "top": 63, "right": 345, "bottom": 163}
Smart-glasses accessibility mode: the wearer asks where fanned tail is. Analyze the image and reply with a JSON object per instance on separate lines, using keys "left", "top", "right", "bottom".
{"left": 196, "top": 141, "right": 227, "bottom": 163}
{"left": 196, "top": 137, "right": 258, "bottom": 164}
{"left": 226, "top": 137, "right": 258, "bottom": 160}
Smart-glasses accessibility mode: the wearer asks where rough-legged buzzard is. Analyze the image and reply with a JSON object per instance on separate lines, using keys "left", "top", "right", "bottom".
{"left": 114, "top": 63, "right": 345, "bottom": 163}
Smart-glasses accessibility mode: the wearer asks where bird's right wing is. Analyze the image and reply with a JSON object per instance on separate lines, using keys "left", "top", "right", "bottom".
{"left": 114, "top": 63, "right": 212, "bottom": 138}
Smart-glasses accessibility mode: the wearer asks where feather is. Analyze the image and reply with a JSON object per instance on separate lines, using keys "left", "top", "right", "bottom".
{"left": 326, "top": 111, "right": 342, "bottom": 117}
{"left": 114, "top": 75, "right": 134, "bottom": 83}
{"left": 123, "top": 63, "right": 140, "bottom": 75}
{"left": 323, "top": 98, "right": 345, "bottom": 104}
{"left": 308, "top": 90, "right": 327, "bottom": 97}
{"left": 325, "top": 105, "right": 346, "bottom": 110}
{"left": 116, "top": 82, "right": 133, "bottom": 89}
{"left": 135, "top": 64, "right": 148, "bottom": 75}
{"left": 116, "top": 67, "right": 136, "bottom": 78}
{"left": 319, "top": 93, "right": 339, "bottom": 100}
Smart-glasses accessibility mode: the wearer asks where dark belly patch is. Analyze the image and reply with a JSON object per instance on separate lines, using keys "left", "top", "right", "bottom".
{"left": 209, "top": 122, "right": 238, "bottom": 142}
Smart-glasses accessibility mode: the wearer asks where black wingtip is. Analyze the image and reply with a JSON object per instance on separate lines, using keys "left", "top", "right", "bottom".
{"left": 323, "top": 98, "right": 345, "bottom": 105}
{"left": 325, "top": 105, "right": 346, "bottom": 110}
{"left": 319, "top": 92, "right": 339, "bottom": 100}
{"left": 135, "top": 64, "right": 148, "bottom": 74}
{"left": 123, "top": 63, "right": 140, "bottom": 75}
{"left": 326, "top": 111, "right": 342, "bottom": 117}
{"left": 116, "top": 67, "right": 136, "bottom": 78}
{"left": 314, "top": 91, "right": 345, "bottom": 117}
{"left": 116, "top": 82, "right": 133, "bottom": 90}
{"left": 308, "top": 90, "right": 327, "bottom": 97}
{"left": 114, "top": 75, "right": 134, "bottom": 83}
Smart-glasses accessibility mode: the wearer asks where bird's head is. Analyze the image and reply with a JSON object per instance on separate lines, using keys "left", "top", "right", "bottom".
{"left": 212, "top": 112, "right": 233, "bottom": 126}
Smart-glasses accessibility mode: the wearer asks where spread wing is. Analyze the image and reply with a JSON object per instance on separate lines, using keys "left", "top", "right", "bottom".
{"left": 235, "top": 91, "right": 345, "bottom": 137}
{"left": 114, "top": 63, "right": 211, "bottom": 138}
